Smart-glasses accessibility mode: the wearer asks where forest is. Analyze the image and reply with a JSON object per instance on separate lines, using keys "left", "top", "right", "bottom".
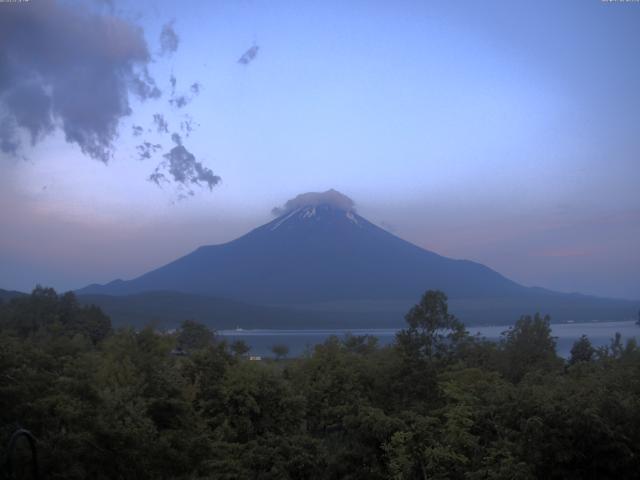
{"left": 1, "top": 287, "right": 639, "bottom": 479}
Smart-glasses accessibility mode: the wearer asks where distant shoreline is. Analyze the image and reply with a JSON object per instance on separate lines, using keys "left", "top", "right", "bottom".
{"left": 216, "top": 320, "right": 640, "bottom": 359}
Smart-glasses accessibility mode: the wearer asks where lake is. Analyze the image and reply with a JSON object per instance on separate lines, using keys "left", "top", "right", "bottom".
{"left": 218, "top": 320, "right": 640, "bottom": 358}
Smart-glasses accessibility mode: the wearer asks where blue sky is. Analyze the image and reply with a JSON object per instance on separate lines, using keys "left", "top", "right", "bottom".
{"left": 0, "top": 0, "right": 638, "bottom": 299}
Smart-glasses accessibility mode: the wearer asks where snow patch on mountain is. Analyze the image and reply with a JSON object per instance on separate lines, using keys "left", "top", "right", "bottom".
{"left": 302, "top": 207, "right": 316, "bottom": 218}
{"left": 270, "top": 208, "right": 302, "bottom": 231}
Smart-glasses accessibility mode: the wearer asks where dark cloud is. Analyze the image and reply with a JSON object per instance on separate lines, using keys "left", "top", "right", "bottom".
{"left": 238, "top": 45, "right": 260, "bottom": 65}
{"left": 170, "top": 74, "right": 177, "bottom": 95}
{"left": 149, "top": 144, "right": 220, "bottom": 192}
{"left": 132, "top": 125, "right": 144, "bottom": 136}
{"left": 152, "top": 113, "right": 169, "bottom": 133}
{"left": 0, "top": 119, "right": 20, "bottom": 156}
{"left": 180, "top": 117, "right": 196, "bottom": 136}
{"left": 169, "top": 82, "right": 201, "bottom": 109}
{"left": 0, "top": 0, "right": 158, "bottom": 163}
{"left": 148, "top": 170, "right": 165, "bottom": 186}
{"left": 130, "top": 68, "right": 161, "bottom": 100}
{"left": 272, "top": 189, "right": 356, "bottom": 216}
{"left": 171, "top": 132, "right": 182, "bottom": 145}
{"left": 170, "top": 95, "right": 189, "bottom": 109}
{"left": 160, "top": 21, "right": 179, "bottom": 55}
{"left": 4, "top": 83, "right": 54, "bottom": 146}
{"left": 136, "top": 141, "right": 161, "bottom": 160}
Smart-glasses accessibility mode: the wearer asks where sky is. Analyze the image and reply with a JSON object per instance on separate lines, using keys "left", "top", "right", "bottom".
{"left": 0, "top": 0, "right": 638, "bottom": 300}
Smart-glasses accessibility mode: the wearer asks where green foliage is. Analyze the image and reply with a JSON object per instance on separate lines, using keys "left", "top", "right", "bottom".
{"left": 568, "top": 334, "right": 595, "bottom": 365}
{"left": 271, "top": 343, "right": 289, "bottom": 360}
{"left": 396, "top": 290, "right": 467, "bottom": 362}
{"left": 393, "top": 290, "right": 468, "bottom": 408}
{"left": 0, "top": 286, "right": 111, "bottom": 344}
{"left": 1, "top": 287, "right": 640, "bottom": 479}
{"left": 230, "top": 339, "right": 251, "bottom": 356}
{"left": 177, "top": 319, "right": 215, "bottom": 351}
{"left": 499, "top": 313, "right": 561, "bottom": 382}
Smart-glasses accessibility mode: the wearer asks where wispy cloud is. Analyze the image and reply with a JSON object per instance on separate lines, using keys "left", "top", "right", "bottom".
{"left": 159, "top": 20, "right": 179, "bottom": 56}
{"left": 532, "top": 249, "right": 594, "bottom": 258}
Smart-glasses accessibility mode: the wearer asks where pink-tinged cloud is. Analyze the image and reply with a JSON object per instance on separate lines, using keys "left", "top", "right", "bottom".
{"left": 532, "top": 249, "right": 594, "bottom": 258}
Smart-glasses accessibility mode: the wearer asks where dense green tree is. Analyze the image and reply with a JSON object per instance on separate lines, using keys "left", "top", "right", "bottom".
{"left": 230, "top": 339, "right": 251, "bottom": 356}
{"left": 342, "top": 333, "right": 379, "bottom": 355}
{"left": 271, "top": 343, "right": 290, "bottom": 360}
{"left": 499, "top": 313, "right": 561, "bottom": 382}
{"left": 396, "top": 290, "right": 467, "bottom": 362}
{"left": 177, "top": 319, "right": 214, "bottom": 352}
{"left": 568, "top": 334, "right": 595, "bottom": 365}
{"left": 393, "top": 290, "right": 468, "bottom": 408}
{"left": 0, "top": 287, "right": 112, "bottom": 345}
{"left": 2, "top": 286, "right": 640, "bottom": 479}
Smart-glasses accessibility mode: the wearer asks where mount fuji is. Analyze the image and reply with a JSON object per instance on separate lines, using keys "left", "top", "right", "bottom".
{"left": 78, "top": 190, "right": 637, "bottom": 326}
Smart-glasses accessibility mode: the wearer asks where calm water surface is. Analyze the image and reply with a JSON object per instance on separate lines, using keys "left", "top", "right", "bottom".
{"left": 218, "top": 321, "right": 640, "bottom": 358}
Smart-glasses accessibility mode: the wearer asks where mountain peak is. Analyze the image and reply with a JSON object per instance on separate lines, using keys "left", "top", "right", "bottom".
{"left": 271, "top": 189, "right": 355, "bottom": 216}
{"left": 267, "top": 203, "right": 363, "bottom": 232}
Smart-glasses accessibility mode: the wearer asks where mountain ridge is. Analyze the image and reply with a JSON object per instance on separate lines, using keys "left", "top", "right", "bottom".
{"left": 77, "top": 202, "right": 524, "bottom": 302}
{"left": 76, "top": 191, "right": 638, "bottom": 325}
